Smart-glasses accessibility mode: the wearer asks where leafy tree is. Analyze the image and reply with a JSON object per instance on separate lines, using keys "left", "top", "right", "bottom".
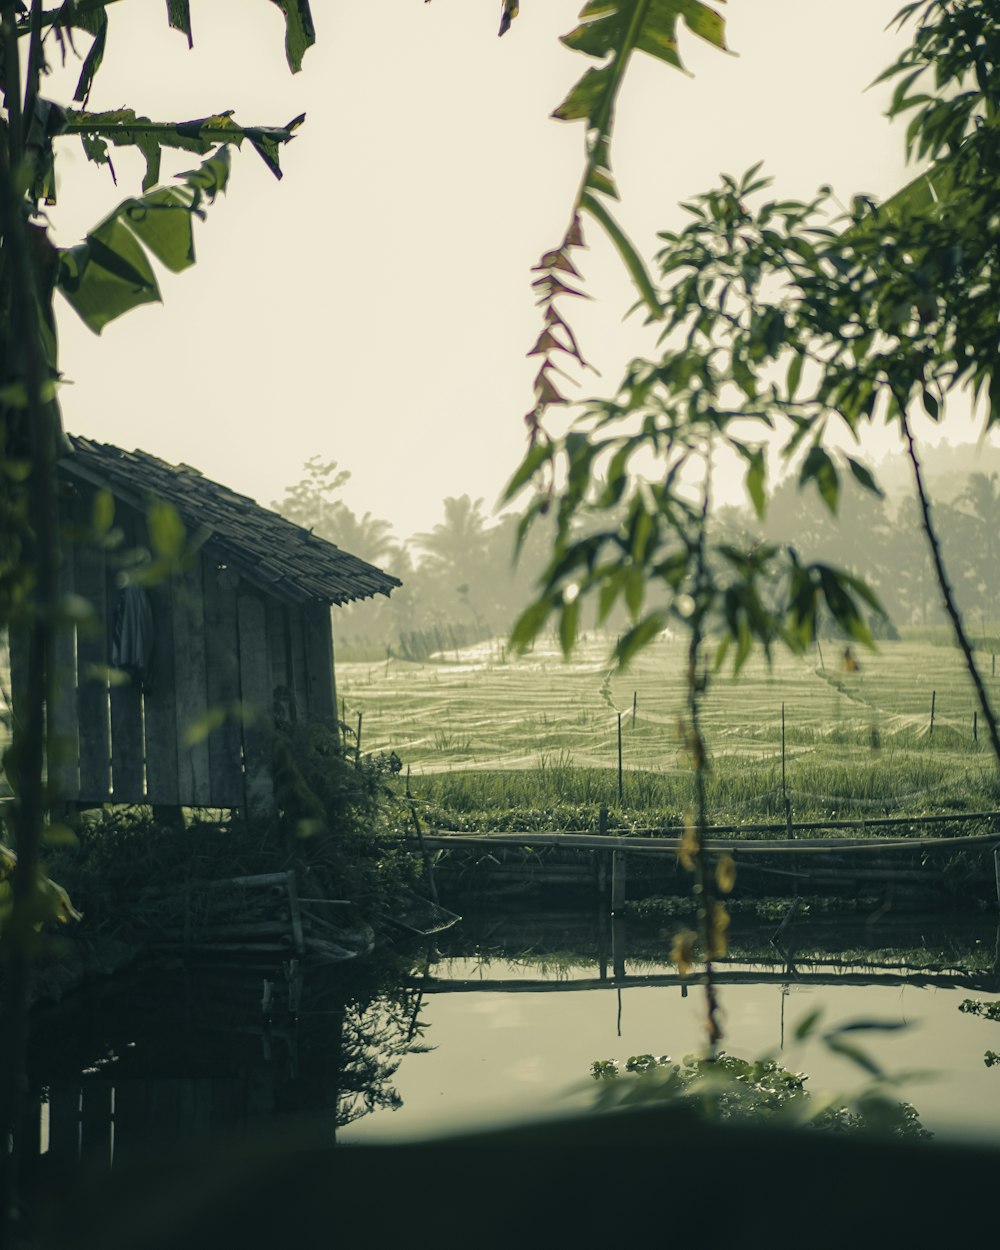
{"left": 273, "top": 458, "right": 399, "bottom": 567}
{"left": 0, "top": 1, "right": 313, "bottom": 1230}
{"left": 945, "top": 472, "right": 1000, "bottom": 627}
{"left": 505, "top": 0, "right": 1000, "bottom": 1048}
{"left": 412, "top": 494, "right": 492, "bottom": 626}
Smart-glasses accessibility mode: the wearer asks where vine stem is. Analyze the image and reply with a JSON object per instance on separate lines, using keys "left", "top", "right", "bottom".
{"left": 688, "top": 469, "right": 723, "bottom": 1056}
{"left": 901, "top": 410, "right": 1000, "bottom": 767}
{"left": 0, "top": 2, "right": 59, "bottom": 1233}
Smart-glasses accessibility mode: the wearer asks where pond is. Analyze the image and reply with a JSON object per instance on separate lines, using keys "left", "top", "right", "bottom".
{"left": 24, "top": 905, "right": 1000, "bottom": 1169}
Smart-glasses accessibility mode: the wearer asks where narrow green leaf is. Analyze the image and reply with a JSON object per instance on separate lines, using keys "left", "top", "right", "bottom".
{"left": 148, "top": 499, "right": 186, "bottom": 560}
{"left": 745, "top": 449, "right": 766, "bottom": 520}
{"left": 786, "top": 352, "right": 803, "bottom": 400}
{"left": 552, "top": 64, "right": 614, "bottom": 124}
{"left": 73, "top": 11, "right": 108, "bottom": 105}
{"left": 799, "top": 445, "right": 839, "bottom": 515}
{"left": 503, "top": 441, "right": 553, "bottom": 502}
{"left": 822, "top": 1035, "right": 883, "bottom": 1079}
{"left": 845, "top": 457, "right": 883, "bottom": 498}
{"left": 499, "top": 1, "right": 519, "bottom": 36}
{"left": 559, "top": 597, "right": 581, "bottom": 656}
{"left": 833, "top": 1018, "right": 911, "bottom": 1034}
{"left": 92, "top": 489, "right": 115, "bottom": 535}
{"left": 624, "top": 566, "right": 645, "bottom": 619}
{"left": 581, "top": 191, "right": 661, "bottom": 318}
{"left": 43, "top": 823, "right": 79, "bottom": 848}
{"left": 793, "top": 1008, "right": 823, "bottom": 1042}
{"left": 615, "top": 614, "right": 667, "bottom": 668}
{"left": 511, "top": 598, "right": 553, "bottom": 654}
{"left": 183, "top": 705, "right": 227, "bottom": 747}
{"left": 268, "top": 0, "right": 316, "bottom": 73}
{"left": 166, "top": 0, "right": 193, "bottom": 47}
{"left": 678, "top": 1, "right": 727, "bottom": 50}
{"left": 921, "top": 387, "right": 940, "bottom": 421}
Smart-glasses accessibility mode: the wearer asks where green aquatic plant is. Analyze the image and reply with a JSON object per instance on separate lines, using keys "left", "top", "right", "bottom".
{"left": 590, "top": 1012, "right": 930, "bottom": 1139}
{"left": 959, "top": 998, "right": 1000, "bottom": 1069}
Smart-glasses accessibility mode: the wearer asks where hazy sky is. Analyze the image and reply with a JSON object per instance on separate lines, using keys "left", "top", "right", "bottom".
{"left": 44, "top": 0, "right": 988, "bottom": 543}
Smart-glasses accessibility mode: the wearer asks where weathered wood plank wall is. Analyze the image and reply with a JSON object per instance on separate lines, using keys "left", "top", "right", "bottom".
{"left": 286, "top": 602, "right": 310, "bottom": 727}
{"left": 202, "top": 564, "right": 243, "bottom": 807}
{"left": 49, "top": 510, "right": 80, "bottom": 800}
{"left": 72, "top": 490, "right": 112, "bottom": 803}
{"left": 171, "top": 553, "right": 211, "bottom": 806}
{"left": 143, "top": 562, "right": 180, "bottom": 807}
{"left": 13, "top": 476, "right": 344, "bottom": 815}
{"left": 304, "top": 602, "right": 336, "bottom": 721}
{"left": 107, "top": 505, "right": 145, "bottom": 801}
{"left": 236, "top": 590, "right": 273, "bottom": 819}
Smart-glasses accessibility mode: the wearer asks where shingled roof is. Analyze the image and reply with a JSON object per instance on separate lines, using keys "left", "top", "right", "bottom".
{"left": 62, "top": 436, "right": 401, "bottom": 606}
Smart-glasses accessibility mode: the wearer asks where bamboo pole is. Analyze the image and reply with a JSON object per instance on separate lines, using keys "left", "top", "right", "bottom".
{"left": 617, "top": 711, "right": 623, "bottom": 804}
{"left": 611, "top": 850, "right": 627, "bottom": 914}
{"left": 407, "top": 783, "right": 439, "bottom": 905}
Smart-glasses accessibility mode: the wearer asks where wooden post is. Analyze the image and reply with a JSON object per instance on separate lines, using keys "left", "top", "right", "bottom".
{"left": 355, "top": 710, "right": 363, "bottom": 767}
{"left": 930, "top": 690, "right": 936, "bottom": 737}
{"left": 598, "top": 806, "right": 609, "bottom": 904}
{"left": 611, "top": 915, "right": 626, "bottom": 981}
{"left": 286, "top": 870, "right": 305, "bottom": 957}
{"left": 617, "top": 711, "right": 623, "bottom": 805}
{"left": 611, "top": 848, "right": 626, "bottom": 915}
{"left": 781, "top": 702, "right": 786, "bottom": 803}
{"left": 994, "top": 846, "right": 1000, "bottom": 908}
{"left": 631, "top": 690, "right": 637, "bottom": 729}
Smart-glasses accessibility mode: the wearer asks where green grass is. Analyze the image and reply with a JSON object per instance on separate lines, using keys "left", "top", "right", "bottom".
{"left": 340, "top": 633, "right": 1000, "bottom": 824}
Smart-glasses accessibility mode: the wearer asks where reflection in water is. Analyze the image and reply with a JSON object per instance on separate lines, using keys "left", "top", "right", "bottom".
{"left": 24, "top": 946, "right": 430, "bottom": 1183}
{"left": 23, "top": 908, "right": 1000, "bottom": 1171}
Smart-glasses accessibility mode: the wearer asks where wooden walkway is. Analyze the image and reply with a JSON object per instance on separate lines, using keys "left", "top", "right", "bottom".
{"left": 422, "top": 827, "right": 1000, "bottom": 857}
{"left": 420, "top": 812, "right": 1000, "bottom": 903}
{"left": 410, "top": 966, "right": 998, "bottom": 993}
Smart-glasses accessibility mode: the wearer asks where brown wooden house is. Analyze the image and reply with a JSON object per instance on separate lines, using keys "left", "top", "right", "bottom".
{"left": 10, "top": 436, "right": 400, "bottom": 818}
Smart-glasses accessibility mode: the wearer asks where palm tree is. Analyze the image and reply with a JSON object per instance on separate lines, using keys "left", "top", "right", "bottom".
{"left": 413, "top": 496, "right": 491, "bottom": 631}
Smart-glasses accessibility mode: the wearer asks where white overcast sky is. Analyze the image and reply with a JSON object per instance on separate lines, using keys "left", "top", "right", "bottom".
{"left": 43, "top": 0, "right": 988, "bottom": 542}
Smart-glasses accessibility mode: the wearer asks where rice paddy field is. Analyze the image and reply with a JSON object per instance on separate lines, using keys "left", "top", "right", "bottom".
{"left": 339, "top": 632, "right": 1000, "bottom": 822}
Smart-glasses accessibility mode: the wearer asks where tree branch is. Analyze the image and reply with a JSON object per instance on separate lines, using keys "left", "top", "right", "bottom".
{"left": 901, "top": 408, "right": 1000, "bottom": 767}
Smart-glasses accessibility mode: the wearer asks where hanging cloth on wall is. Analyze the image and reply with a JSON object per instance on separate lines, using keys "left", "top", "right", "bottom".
{"left": 112, "top": 584, "right": 155, "bottom": 690}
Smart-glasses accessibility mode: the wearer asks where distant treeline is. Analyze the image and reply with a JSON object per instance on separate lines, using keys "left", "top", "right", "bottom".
{"left": 273, "top": 442, "right": 1000, "bottom": 658}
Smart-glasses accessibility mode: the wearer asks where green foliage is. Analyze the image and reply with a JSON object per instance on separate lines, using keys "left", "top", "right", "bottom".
{"left": 959, "top": 998, "right": 1000, "bottom": 1022}
{"left": 57, "top": 147, "right": 234, "bottom": 332}
{"left": 62, "top": 108, "right": 305, "bottom": 191}
{"left": 508, "top": 162, "right": 886, "bottom": 674}
{"left": 958, "top": 997, "right": 1000, "bottom": 1070}
{"left": 526, "top": 0, "right": 729, "bottom": 435}
{"left": 273, "top": 719, "right": 418, "bottom": 908}
{"left": 510, "top": 0, "right": 1000, "bottom": 716}
{"left": 589, "top": 1028, "right": 931, "bottom": 1139}
{"left": 0, "top": 839, "right": 81, "bottom": 947}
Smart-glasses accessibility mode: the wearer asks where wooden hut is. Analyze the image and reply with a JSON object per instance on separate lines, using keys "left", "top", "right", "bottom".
{"left": 10, "top": 436, "right": 400, "bottom": 818}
